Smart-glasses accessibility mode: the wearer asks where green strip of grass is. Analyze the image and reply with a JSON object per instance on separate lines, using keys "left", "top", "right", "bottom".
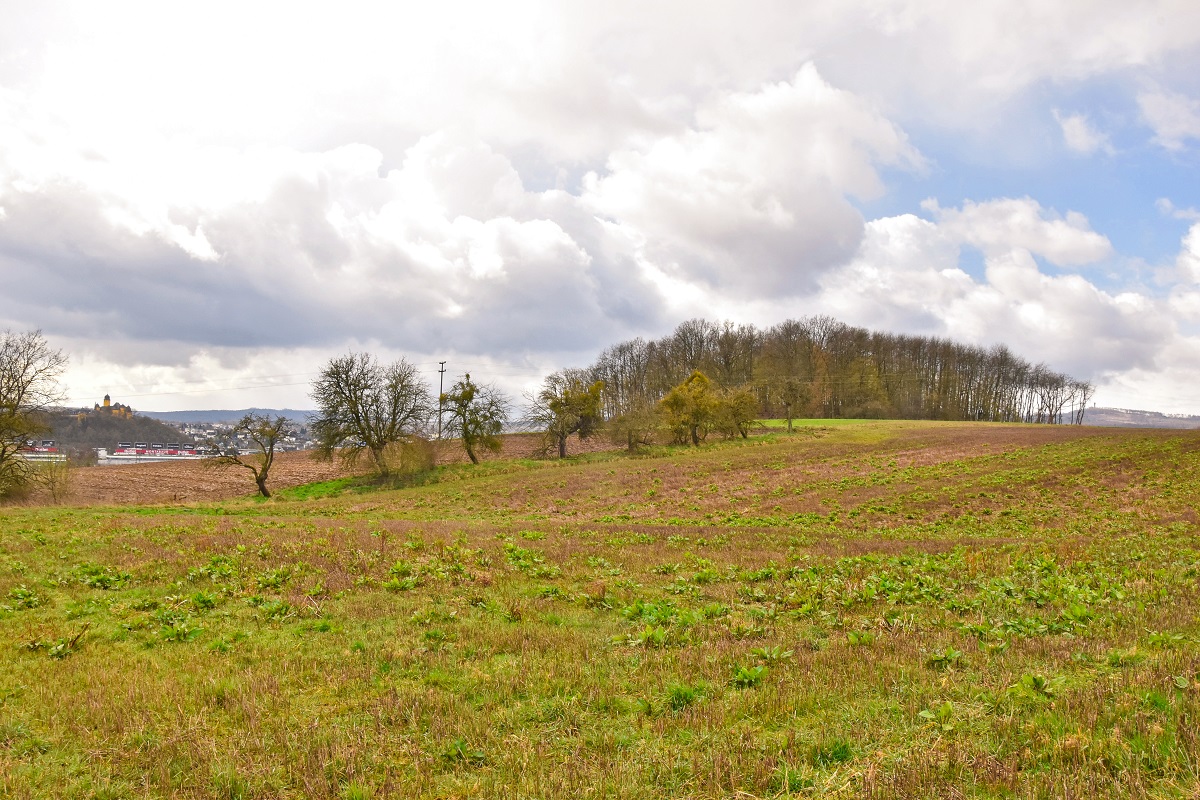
{"left": 760, "top": 417, "right": 883, "bottom": 428}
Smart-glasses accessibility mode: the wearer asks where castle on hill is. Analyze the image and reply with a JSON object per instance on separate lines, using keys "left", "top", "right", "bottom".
{"left": 82, "top": 394, "right": 133, "bottom": 420}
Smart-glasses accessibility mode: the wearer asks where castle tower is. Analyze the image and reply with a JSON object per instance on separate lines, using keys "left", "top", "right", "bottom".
{"left": 103, "top": 394, "right": 111, "bottom": 408}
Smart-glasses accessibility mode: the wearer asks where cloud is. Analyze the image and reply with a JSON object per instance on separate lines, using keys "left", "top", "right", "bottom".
{"left": 0, "top": 3, "right": 1196, "bottom": 170}
{"left": 1095, "top": 334, "right": 1200, "bottom": 412}
{"left": 581, "top": 64, "right": 923, "bottom": 296}
{"left": 1, "top": 58, "right": 928, "bottom": 358}
{"left": 0, "top": 130, "right": 668, "bottom": 357}
{"left": 815, "top": 212, "right": 1159, "bottom": 374}
{"left": 1052, "top": 110, "right": 1114, "bottom": 155}
{"left": 1139, "top": 87, "right": 1200, "bottom": 150}
{"left": 1156, "top": 197, "right": 1200, "bottom": 221}
{"left": 921, "top": 197, "right": 1113, "bottom": 266}
{"left": 2, "top": 2, "right": 1200, "bottom": 413}
{"left": 1175, "top": 222, "right": 1200, "bottom": 284}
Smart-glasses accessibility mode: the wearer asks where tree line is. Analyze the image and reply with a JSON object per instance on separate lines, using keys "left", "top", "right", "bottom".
{"left": 582, "top": 316, "right": 1093, "bottom": 432}
{"left": 1, "top": 318, "right": 1094, "bottom": 498}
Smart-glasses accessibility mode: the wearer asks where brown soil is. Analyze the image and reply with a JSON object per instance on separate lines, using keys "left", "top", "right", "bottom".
{"left": 30, "top": 431, "right": 621, "bottom": 506}
{"left": 49, "top": 451, "right": 357, "bottom": 506}
{"left": 23, "top": 422, "right": 1129, "bottom": 508}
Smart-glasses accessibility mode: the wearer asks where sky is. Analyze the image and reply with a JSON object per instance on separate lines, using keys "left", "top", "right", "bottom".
{"left": 2, "top": 1, "right": 1200, "bottom": 413}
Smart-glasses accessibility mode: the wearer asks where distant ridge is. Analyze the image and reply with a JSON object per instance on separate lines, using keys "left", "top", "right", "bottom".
{"left": 1082, "top": 407, "right": 1200, "bottom": 429}
{"left": 138, "top": 408, "right": 315, "bottom": 424}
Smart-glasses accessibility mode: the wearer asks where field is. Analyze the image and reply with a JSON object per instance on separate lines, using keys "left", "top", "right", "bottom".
{"left": 22, "top": 434, "right": 607, "bottom": 507}
{"left": 2, "top": 421, "right": 1199, "bottom": 798}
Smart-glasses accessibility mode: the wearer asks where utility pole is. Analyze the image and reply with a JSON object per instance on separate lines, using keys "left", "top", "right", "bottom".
{"left": 437, "top": 361, "right": 447, "bottom": 439}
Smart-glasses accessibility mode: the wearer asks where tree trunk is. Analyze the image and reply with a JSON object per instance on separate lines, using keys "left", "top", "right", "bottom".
{"left": 465, "top": 442, "right": 479, "bottom": 464}
{"left": 372, "top": 447, "right": 390, "bottom": 478}
{"left": 255, "top": 474, "right": 270, "bottom": 498}
{"left": 557, "top": 434, "right": 567, "bottom": 459}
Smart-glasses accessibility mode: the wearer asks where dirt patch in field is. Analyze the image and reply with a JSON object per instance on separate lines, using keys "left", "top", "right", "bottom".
{"left": 40, "top": 451, "right": 359, "bottom": 506}
{"left": 21, "top": 432, "right": 621, "bottom": 507}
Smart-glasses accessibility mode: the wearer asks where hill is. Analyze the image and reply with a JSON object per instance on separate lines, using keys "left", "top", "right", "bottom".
{"left": 3, "top": 421, "right": 1200, "bottom": 798}
{"left": 1082, "top": 406, "right": 1200, "bottom": 428}
{"left": 47, "top": 408, "right": 189, "bottom": 459}
{"left": 138, "top": 408, "right": 315, "bottom": 424}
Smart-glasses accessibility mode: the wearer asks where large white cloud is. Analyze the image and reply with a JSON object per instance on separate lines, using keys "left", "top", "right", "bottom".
{"left": 0, "top": 130, "right": 667, "bottom": 358}
{"left": 2, "top": 2, "right": 1200, "bottom": 412}
{"left": 922, "top": 197, "right": 1114, "bottom": 266}
{"left": 1, "top": 63, "right": 924, "bottom": 360}
{"left": 1176, "top": 222, "right": 1200, "bottom": 284}
{"left": 813, "top": 209, "right": 1160, "bottom": 374}
{"left": 582, "top": 64, "right": 922, "bottom": 295}
{"left": 1167, "top": 222, "right": 1200, "bottom": 335}
{"left": 4, "top": 2, "right": 1197, "bottom": 159}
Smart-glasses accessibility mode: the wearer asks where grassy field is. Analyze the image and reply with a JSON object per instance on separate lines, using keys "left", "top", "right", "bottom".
{"left": 759, "top": 418, "right": 879, "bottom": 429}
{"left": 2, "top": 420, "right": 1199, "bottom": 799}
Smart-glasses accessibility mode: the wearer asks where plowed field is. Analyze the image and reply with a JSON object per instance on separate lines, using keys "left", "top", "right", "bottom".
{"left": 60, "top": 451, "right": 356, "bottom": 505}
{"left": 38, "top": 432, "right": 619, "bottom": 505}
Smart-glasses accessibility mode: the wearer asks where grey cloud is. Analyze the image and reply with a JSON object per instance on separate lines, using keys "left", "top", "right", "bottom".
{"left": 580, "top": 65, "right": 919, "bottom": 296}
{"left": 0, "top": 180, "right": 342, "bottom": 348}
{"left": 0, "top": 134, "right": 673, "bottom": 363}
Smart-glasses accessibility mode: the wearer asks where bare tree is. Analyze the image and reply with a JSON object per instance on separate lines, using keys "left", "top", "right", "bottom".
{"left": 210, "top": 414, "right": 293, "bottom": 497}
{"left": 310, "top": 353, "right": 434, "bottom": 477}
{"left": 1, "top": 330, "right": 67, "bottom": 498}
{"left": 1070, "top": 380, "right": 1094, "bottom": 425}
{"left": 608, "top": 400, "right": 660, "bottom": 452}
{"left": 441, "top": 373, "right": 510, "bottom": 464}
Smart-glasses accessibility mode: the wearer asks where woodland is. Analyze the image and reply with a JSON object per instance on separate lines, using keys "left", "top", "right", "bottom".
{"left": 582, "top": 316, "right": 1093, "bottom": 427}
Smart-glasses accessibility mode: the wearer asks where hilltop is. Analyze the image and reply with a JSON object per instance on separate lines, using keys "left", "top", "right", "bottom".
{"left": 138, "top": 408, "right": 315, "bottom": 424}
{"left": 1082, "top": 406, "right": 1200, "bottom": 428}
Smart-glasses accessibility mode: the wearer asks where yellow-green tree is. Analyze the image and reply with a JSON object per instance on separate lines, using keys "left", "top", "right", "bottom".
{"left": 713, "top": 385, "right": 759, "bottom": 439}
{"left": 658, "top": 371, "right": 718, "bottom": 446}
{"left": 608, "top": 400, "right": 660, "bottom": 452}
{"left": 441, "top": 373, "right": 510, "bottom": 464}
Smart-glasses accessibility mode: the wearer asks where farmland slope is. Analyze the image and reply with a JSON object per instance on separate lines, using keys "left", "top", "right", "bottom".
{"left": 2, "top": 421, "right": 1199, "bottom": 799}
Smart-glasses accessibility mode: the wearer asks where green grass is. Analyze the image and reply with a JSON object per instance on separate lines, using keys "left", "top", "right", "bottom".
{"left": 2, "top": 421, "right": 1200, "bottom": 798}
{"left": 759, "top": 417, "right": 881, "bottom": 428}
